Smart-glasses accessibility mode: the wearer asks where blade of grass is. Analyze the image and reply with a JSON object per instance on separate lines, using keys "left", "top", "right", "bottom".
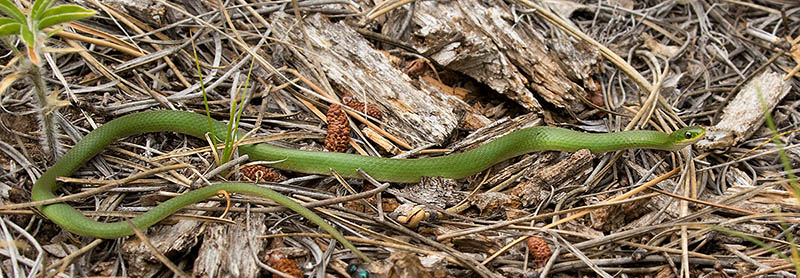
{"left": 191, "top": 31, "right": 219, "bottom": 165}
{"left": 222, "top": 57, "right": 255, "bottom": 163}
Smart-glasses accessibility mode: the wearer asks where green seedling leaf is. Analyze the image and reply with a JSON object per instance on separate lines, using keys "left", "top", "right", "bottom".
{"left": 20, "top": 23, "right": 33, "bottom": 45}
{"left": 37, "top": 5, "right": 96, "bottom": 30}
{"left": 0, "top": 0, "right": 25, "bottom": 24}
{"left": 31, "top": 0, "right": 57, "bottom": 21}
{"left": 0, "top": 16, "right": 13, "bottom": 24}
{"left": 0, "top": 17, "right": 20, "bottom": 36}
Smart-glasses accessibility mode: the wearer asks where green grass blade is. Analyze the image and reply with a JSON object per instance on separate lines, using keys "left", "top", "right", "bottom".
{"left": 226, "top": 59, "right": 255, "bottom": 163}
{"left": 234, "top": 58, "right": 255, "bottom": 135}
{"left": 221, "top": 58, "right": 255, "bottom": 163}
{"left": 190, "top": 32, "right": 216, "bottom": 146}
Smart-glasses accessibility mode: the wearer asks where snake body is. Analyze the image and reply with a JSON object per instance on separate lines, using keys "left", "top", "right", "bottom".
{"left": 31, "top": 110, "right": 704, "bottom": 257}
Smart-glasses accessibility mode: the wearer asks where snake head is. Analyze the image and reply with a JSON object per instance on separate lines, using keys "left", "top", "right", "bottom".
{"left": 668, "top": 126, "right": 706, "bottom": 150}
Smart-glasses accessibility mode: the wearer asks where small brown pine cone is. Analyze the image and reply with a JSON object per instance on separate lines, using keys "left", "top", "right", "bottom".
{"left": 240, "top": 165, "right": 286, "bottom": 182}
{"left": 527, "top": 236, "right": 552, "bottom": 268}
{"left": 265, "top": 252, "right": 302, "bottom": 278}
{"left": 325, "top": 104, "right": 350, "bottom": 153}
{"left": 342, "top": 95, "right": 383, "bottom": 120}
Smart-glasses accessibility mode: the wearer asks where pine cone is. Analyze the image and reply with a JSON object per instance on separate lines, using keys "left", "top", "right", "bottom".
{"left": 265, "top": 252, "right": 302, "bottom": 278}
{"left": 240, "top": 165, "right": 286, "bottom": 182}
{"left": 325, "top": 104, "right": 350, "bottom": 153}
{"left": 527, "top": 236, "right": 552, "bottom": 268}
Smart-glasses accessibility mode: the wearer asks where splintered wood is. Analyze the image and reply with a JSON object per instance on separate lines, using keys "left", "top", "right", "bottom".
{"left": 407, "top": 0, "right": 597, "bottom": 113}
{"left": 697, "top": 70, "right": 791, "bottom": 149}
{"left": 269, "top": 13, "right": 462, "bottom": 146}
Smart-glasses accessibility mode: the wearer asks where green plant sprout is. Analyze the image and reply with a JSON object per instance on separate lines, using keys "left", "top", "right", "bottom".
{"left": 0, "top": 0, "right": 93, "bottom": 64}
{"left": 0, "top": 0, "right": 95, "bottom": 160}
{"left": 217, "top": 58, "right": 253, "bottom": 166}
{"left": 191, "top": 33, "right": 254, "bottom": 167}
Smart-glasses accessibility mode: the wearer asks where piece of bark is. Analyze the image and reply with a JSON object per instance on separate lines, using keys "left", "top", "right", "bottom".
{"left": 415, "top": 75, "right": 492, "bottom": 130}
{"left": 362, "top": 251, "right": 446, "bottom": 278}
{"left": 697, "top": 70, "right": 791, "bottom": 150}
{"left": 193, "top": 213, "right": 268, "bottom": 278}
{"left": 484, "top": 152, "right": 555, "bottom": 189}
{"left": 397, "top": 177, "right": 465, "bottom": 208}
{"left": 590, "top": 192, "right": 652, "bottom": 232}
{"left": 121, "top": 215, "right": 208, "bottom": 277}
{"left": 99, "top": 0, "right": 167, "bottom": 26}
{"left": 549, "top": 36, "right": 604, "bottom": 104}
{"left": 509, "top": 149, "right": 593, "bottom": 206}
{"left": 269, "top": 13, "right": 462, "bottom": 146}
{"left": 405, "top": 0, "right": 590, "bottom": 112}
{"left": 469, "top": 191, "right": 522, "bottom": 217}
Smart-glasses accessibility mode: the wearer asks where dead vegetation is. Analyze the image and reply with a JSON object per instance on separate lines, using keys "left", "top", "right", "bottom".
{"left": 0, "top": 0, "right": 799, "bottom": 277}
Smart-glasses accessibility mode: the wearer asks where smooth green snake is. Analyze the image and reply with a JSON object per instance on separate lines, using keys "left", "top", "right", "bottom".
{"left": 31, "top": 110, "right": 705, "bottom": 261}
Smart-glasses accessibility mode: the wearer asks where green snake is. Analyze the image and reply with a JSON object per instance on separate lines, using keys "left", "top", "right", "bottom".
{"left": 31, "top": 110, "right": 704, "bottom": 260}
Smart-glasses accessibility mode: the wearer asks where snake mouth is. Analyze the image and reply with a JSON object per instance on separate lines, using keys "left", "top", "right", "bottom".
{"left": 691, "top": 128, "right": 707, "bottom": 143}
{"left": 674, "top": 129, "right": 705, "bottom": 151}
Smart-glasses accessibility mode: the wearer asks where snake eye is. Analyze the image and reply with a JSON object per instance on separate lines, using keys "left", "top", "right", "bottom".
{"left": 684, "top": 132, "right": 693, "bottom": 139}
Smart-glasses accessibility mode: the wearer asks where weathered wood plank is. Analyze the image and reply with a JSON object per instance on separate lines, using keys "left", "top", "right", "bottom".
{"left": 270, "top": 13, "right": 464, "bottom": 146}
